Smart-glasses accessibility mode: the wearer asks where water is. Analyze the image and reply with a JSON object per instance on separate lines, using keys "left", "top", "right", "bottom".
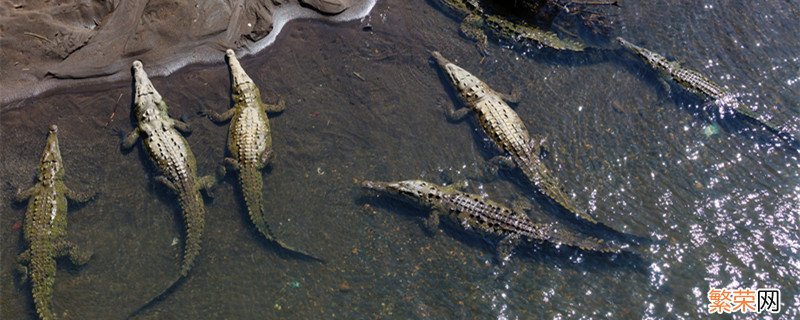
{"left": 2, "top": 0, "right": 799, "bottom": 318}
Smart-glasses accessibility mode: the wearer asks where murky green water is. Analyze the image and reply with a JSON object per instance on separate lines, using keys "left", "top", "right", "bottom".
{"left": 2, "top": 0, "right": 799, "bottom": 319}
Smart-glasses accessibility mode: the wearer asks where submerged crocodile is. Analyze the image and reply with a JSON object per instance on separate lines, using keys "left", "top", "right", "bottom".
{"left": 361, "top": 179, "right": 622, "bottom": 257}
{"left": 121, "top": 61, "right": 216, "bottom": 276}
{"left": 434, "top": 0, "right": 617, "bottom": 53}
{"left": 202, "top": 49, "right": 321, "bottom": 261}
{"left": 432, "top": 51, "right": 599, "bottom": 224}
{"left": 14, "top": 125, "right": 95, "bottom": 320}
{"left": 616, "top": 37, "right": 789, "bottom": 141}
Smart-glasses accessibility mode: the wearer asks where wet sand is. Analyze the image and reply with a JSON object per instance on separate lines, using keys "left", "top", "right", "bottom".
{"left": 0, "top": 0, "right": 375, "bottom": 106}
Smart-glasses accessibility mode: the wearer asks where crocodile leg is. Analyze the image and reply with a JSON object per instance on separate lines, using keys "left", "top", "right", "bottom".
{"left": 13, "top": 186, "right": 35, "bottom": 203}
{"left": 497, "top": 88, "right": 521, "bottom": 105}
{"left": 497, "top": 234, "right": 521, "bottom": 261}
{"left": 154, "top": 176, "right": 178, "bottom": 192}
{"left": 223, "top": 157, "right": 241, "bottom": 171}
{"left": 443, "top": 104, "right": 472, "bottom": 121}
{"left": 55, "top": 239, "right": 92, "bottom": 266}
{"left": 511, "top": 199, "right": 533, "bottom": 214}
{"left": 196, "top": 175, "right": 217, "bottom": 198}
{"left": 202, "top": 108, "right": 236, "bottom": 123}
{"left": 460, "top": 13, "right": 488, "bottom": 56}
{"left": 259, "top": 150, "right": 274, "bottom": 168}
{"left": 423, "top": 210, "right": 442, "bottom": 234}
{"left": 65, "top": 187, "right": 97, "bottom": 204}
{"left": 172, "top": 119, "right": 193, "bottom": 134}
{"left": 16, "top": 249, "right": 30, "bottom": 282}
{"left": 445, "top": 180, "right": 469, "bottom": 192}
{"left": 120, "top": 128, "right": 141, "bottom": 150}
{"left": 265, "top": 98, "right": 286, "bottom": 113}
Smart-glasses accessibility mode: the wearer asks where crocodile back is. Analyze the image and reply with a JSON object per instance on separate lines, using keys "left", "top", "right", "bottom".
{"left": 229, "top": 103, "right": 271, "bottom": 167}
{"left": 473, "top": 95, "right": 533, "bottom": 159}
{"left": 440, "top": 191, "right": 547, "bottom": 240}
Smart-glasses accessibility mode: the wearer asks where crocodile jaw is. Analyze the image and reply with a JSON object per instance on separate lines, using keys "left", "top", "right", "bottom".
{"left": 431, "top": 51, "right": 481, "bottom": 101}
{"left": 226, "top": 49, "right": 255, "bottom": 89}
{"left": 132, "top": 61, "right": 163, "bottom": 108}
{"left": 39, "top": 125, "right": 64, "bottom": 182}
{"left": 362, "top": 180, "right": 440, "bottom": 204}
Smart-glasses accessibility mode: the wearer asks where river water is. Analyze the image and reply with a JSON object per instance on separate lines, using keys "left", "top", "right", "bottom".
{"left": 1, "top": 0, "right": 798, "bottom": 319}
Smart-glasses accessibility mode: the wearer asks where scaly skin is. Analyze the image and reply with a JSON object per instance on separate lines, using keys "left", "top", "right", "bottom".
{"left": 15, "top": 125, "right": 94, "bottom": 320}
{"left": 121, "top": 61, "right": 216, "bottom": 277}
{"left": 616, "top": 37, "right": 786, "bottom": 138}
{"left": 203, "top": 49, "right": 321, "bottom": 261}
{"left": 432, "top": 51, "right": 598, "bottom": 224}
{"left": 361, "top": 180, "right": 621, "bottom": 255}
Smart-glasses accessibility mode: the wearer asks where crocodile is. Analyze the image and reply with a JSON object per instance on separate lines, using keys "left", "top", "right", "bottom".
{"left": 14, "top": 125, "right": 95, "bottom": 320}
{"left": 616, "top": 37, "right": 790, "bottom": 141}
{"left": 202, "top": 49, "right": 322, "bottom": 261}
{"left": 432, "top": 0, "right": 619, "bottom": 54}
{"left": 121, "top": 61, "right": 216, "bottom": 277}
{"left": 361, "top": 179, "right": 622, "bottom": 257}
{"left": 432, "top": 50, "right": 599, "bottom": 224}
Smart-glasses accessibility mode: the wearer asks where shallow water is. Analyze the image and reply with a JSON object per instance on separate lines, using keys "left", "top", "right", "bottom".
{"left": 1, "top": 0, "right": 799, "bottom": 319}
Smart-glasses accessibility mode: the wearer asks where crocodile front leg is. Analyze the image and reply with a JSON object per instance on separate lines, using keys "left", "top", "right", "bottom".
{"left": 55, "top": 239, "right": 92, "bottom": 266}
{"left": 13, "top": 187, "right": 35, "bottom": 203}
{"left": 172, "top": 119, "right": 192, "bottom": 134}
{"left": 443, "top": 103, "right": 472, "bottom": 121}
{"left": 497, "top": 88, "right": 521, "bottom": 105}
{"left": 121, "top": 128, "right": 141, "bottom": 150}
{"left": 201, "top": 108, "right": 236, "bottom": 123}
{"left": 65, "top": 187, "right": 97, "bottom": 204}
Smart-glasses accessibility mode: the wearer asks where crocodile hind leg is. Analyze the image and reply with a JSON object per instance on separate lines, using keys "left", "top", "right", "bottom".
{"left": 497, "top": 234, "right": 521, "bottom": 261}
{"left": 196, "top": 175, "right": 217, "bottom": 198}
{"left": 265, "top": 98, "right": 286, "bottom": 113}
{"left": 16, "top": 249, "right": 31, "bottom": 282}
{"left": 55, "top": 240, "right": 92, "bottom": 266}
{"left": 259, "top": 150, "right": 274, "bottom": 168}
{"left": 497, "top": 88, "right": 521, "bottom": 105}
{"left": 461, "top": 13, "right": 489, "bottom": 56}
{"left": 154, "top": 176, "right": 177, "bottom": 192}
{"left": 486, "top": 155, "right": 515, "bottom": 178}
{"left": 423, "top": 210, "right": 442, "bottom": 235}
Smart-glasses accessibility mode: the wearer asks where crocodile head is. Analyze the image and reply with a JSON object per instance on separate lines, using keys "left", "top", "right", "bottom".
{"left": 431, "top": 51, "right": 483, "bottom": 103}
{"left": 225, "top": 49, "right": 260, "bottom": 105}
{"left": 616, "top": 37, "right": 670, "bottom": 70}
{"left": 361, "top": 179, "right": 443, "bottom": 206}
{"left": 131, "top": 61, "right": 168, "bottom": 122}
{"left": 38, "top": 125, "right": 64, "bottom": 183}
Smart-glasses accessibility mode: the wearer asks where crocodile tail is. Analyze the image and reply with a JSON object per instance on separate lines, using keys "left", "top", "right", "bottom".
{"left": 239, "top": 165, "right": 269, "bottom": 237}
{"left": 239, "top": 165, "right": 325, "bottom": 262}
{"left": 30, "top": 247, "right": 57, "bottom": 320}
{"left": 126, "top": 275, "right": 185, "bottom": 319}
{"left": 548, "top": 229, "right": 623, "bottom": 254}
{"left": 176, "top": 185, "right": 205, "bottom": 277}
{"left": 519, "top": 160, "right": 598, "bottom": 224}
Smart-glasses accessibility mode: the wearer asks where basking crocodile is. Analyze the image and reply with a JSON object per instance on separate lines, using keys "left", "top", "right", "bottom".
{"left": 361, "top": 179, "right": 622, "bottom": 257}
{"left": 202, "top": 49, "right": 321, "bottom": 261}
{"left": 14, "top": 125, "right": 95, "bottom": 320}
{"left": 432, "top": 51, "right": 598, "bottom": 224}
{"left": 616, "top": 37, "right": 789, "bottom": 141}
{"left": 121, "top": 61, "right": 216, "bottom": 277}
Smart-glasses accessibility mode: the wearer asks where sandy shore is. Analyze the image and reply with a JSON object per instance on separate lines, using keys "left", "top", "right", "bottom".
{"left": 0, "top": 0, "right": 375, "bottom": 107}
